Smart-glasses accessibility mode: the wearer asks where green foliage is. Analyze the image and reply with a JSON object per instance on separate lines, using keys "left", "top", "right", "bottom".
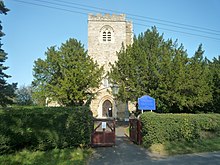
{"left": 0, "top": 1, "right": 9, "bottom": 15}
{"left": 0, "top": 106, "right": 93, "bottom": 154}
{"left": 0, "top": 148, "right": 92, "bottom": 165}
{"left": 140, "top": 112, "right": 220, "bottom": 148}
{"left": 15, "top": 85, "right": 33, "bottom": 106}
{"left": 32, "top": 38, "right": 104, "bottom": 106}
{"left": 208, "top": 56, "right": 220, "bottom": 113}
{"left": 109, "top": 27, "right": 212, "bottom": 113}
{"left": 109, "top": 28, "right": 164, "bottom": 102}
{"left": 0, "top": 1, "right": 17, "bottom": 107}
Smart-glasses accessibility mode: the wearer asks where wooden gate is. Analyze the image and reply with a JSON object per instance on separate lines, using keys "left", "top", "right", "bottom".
{"left": 91, "top": 118, "right": 115, "bottom": 147}
{"left": 129, "top": 118, "right": 142, "bottom": 145}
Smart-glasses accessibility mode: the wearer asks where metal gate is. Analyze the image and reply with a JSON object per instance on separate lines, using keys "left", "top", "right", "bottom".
{"left": 91, "top": 118, "right": 115, "bottom": 147}
{"left": 129, "top": 118, "right": 142, "bottom": 145}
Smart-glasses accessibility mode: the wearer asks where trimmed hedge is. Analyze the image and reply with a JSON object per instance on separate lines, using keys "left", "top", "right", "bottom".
{"left": 0, "top": 106, "right": 93, "bottom": 154}
{"left": 140, "top": 112, "right": 220, "bottom": 148}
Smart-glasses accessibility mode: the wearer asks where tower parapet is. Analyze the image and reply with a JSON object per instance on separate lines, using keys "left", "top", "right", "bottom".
{"left": 88, "top": 13, "right": 126, "bottom": 22}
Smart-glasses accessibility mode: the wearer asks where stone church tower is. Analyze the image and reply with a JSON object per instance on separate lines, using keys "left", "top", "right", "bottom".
{"left": 88, "top": 13, "right": 133, "bottom": 119}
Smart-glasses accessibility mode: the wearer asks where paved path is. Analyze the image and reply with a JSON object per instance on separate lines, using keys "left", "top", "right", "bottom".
{"left": 89, "top": 124, "right": 220, "bottom": 165}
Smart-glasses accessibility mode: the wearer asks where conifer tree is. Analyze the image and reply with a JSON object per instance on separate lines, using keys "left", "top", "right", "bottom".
{"left": 209, "top": 56, "right": 220, "bottom": 113}
{"left": 183, "top": 44, "right": 212, "bottom": 112}
{"left": 109, "top": 27, "right": 164, "bottom": 102}
{"left": 109, "top": 27, "right": 212, "bottom": 113}
{"left": 0, "top": 1, "right": 17, "bottom": 106}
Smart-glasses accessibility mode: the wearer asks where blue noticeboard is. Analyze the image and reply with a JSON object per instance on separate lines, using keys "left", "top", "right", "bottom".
{"left": 138, "top": 95, "right": 156, "bottom": 110}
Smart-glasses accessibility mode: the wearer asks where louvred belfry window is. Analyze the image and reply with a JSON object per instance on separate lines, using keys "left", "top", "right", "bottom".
{"left": 103, "top": 32, "right": 106, "bottom": 41}
{"left": 107, "top": 32, "right": 111, "bottom": 41}
{"left": 101, "top": 25, "right": 114, "bottom": 43}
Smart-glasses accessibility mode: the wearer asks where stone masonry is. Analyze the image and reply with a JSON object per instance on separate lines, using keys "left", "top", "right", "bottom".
{"left": 88, "top": 13, "right": 133, "bottom": 119}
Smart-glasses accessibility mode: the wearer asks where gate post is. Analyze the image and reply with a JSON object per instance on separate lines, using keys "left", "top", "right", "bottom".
{"left": 137, "top": 119, "right": 142, "bottom": 145}
{"left": 129, "top": 118, "right": 142, "bottom": 145}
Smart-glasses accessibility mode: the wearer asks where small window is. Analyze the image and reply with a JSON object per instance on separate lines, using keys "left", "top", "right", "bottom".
{"left": 107, "top": 32, "right": 111, "bottom": 41}
{"left": 100, "top": 25, "right": 114, "bottom": 43}
{"left": 103, "top": 32, "right": 106, "bottom": 41}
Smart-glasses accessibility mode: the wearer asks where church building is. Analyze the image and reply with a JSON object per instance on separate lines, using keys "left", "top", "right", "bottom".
{"left": 88, "top": 13, "right": 134, "bottom": 119}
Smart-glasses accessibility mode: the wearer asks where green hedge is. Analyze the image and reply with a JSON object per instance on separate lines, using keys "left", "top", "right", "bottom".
{"left": 140, "top": 112, "right": 220, "bottom": 148}
{"left": 0, "top": 106, "right": 93, "bottom": 154}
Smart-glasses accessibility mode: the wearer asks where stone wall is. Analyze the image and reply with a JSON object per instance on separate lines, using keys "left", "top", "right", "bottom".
{"left": 88, "top": 13, "right": 133, "bottom": 118}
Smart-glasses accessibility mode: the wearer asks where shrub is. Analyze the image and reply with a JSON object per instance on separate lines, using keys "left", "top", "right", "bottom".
{"left": 140, "top": 112, "right": 220, "bottom": 148}
{"left": 0, "top": 106, "right": 93, "bottom": 154}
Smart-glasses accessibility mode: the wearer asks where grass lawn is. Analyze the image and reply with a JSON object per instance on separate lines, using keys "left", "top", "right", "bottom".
{"left": 0, "top": 148, "right": 93, "bottom": 165}
{"left": 149, "top": 137, "right": 220, "bottom": 156}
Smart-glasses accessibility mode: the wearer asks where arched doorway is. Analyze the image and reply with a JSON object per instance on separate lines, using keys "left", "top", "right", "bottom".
{"left": 102, "top": 100, "right": 113, "bottom": 117}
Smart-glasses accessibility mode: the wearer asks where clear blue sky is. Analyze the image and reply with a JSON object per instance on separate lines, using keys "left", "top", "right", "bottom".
{"left": 2, "top": 0, "right": 220, "bottom": 86}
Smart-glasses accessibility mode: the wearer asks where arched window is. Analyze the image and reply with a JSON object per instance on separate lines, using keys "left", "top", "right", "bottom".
{"left": 100, "top": 25, "right": 114, "bottom": 43}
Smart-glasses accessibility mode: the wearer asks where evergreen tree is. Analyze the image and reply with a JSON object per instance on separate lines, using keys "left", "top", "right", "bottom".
{"left": 150, "top": 40, "right": 185, "bottom": 112}
{"left": 32, "top": 38, "right": 104, "bottom": 106}
{"left": 109, "top": 27, "right": 212, "bottom": 113}
{"left": 0, "top": 1, "right": 17, "bottom": 107}
{"left": 183, "top": 44, "right": 212, "bottom": 112}
{"left": 209, "top": 56, "right": 220, "bottom": 113}
{"left": 109, "top": 27, "right": 164, "bottom": 102}
{"left": 168, "top": 44, "right": 189, "bottom": 112}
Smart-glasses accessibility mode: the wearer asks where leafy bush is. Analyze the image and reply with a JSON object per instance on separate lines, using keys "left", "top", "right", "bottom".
{"left": 140, "top": 112, "right": 220, "bottom": 148}
{"left": 0, "top": 106, "right": 93, "bottom": 154}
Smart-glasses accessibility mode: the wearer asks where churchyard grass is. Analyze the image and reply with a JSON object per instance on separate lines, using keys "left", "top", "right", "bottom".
{"left": 149, "top": 137, "right": 220, "bottom": 156}
{"left": 0, "top": 147, "right": 93, "bottom": 165}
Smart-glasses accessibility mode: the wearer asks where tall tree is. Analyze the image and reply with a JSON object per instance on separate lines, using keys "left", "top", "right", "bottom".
{"left": 209, "top": 56, "right": 220, "bottom": 113}
{"left": 0, "top": 1, "right": 17, "bottom": 107}
{"left": 32, "top": 38, "right": 104, "bottom": 106}
{"left": 182, "top": 44, "right": 212, "bottom": 112}
{"left": 149, "top": 40, "right": 186, "bottom": 112}
{"left": 109, "top": 27, "right": 164, "bottom": 102}
{"left": 109, "top": 27, "right": 212, "bottom": 113}
{"left": 15, "top": 85, "right": 33, "bottom": 106}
